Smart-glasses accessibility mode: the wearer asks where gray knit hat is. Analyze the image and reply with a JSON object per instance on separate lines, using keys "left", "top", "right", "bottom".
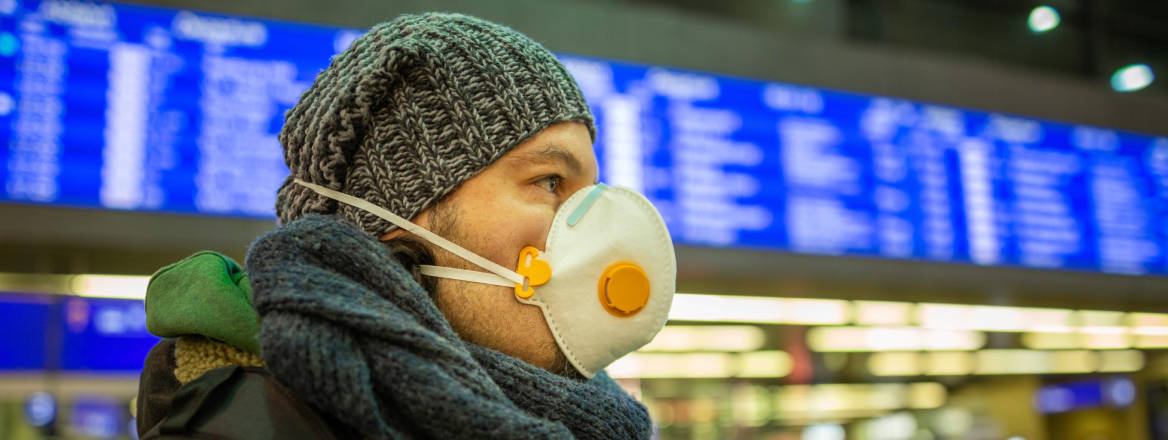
{"left": 276, "top": 12, "right": 595, "bottom": 234}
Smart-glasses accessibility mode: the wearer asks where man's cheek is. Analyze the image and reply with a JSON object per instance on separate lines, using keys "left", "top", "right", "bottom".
{"left": 525, "top": 216, "right": 555, "bottom": 251}
{"left": 495, "top": 208, "right": 553, "bottom": 245}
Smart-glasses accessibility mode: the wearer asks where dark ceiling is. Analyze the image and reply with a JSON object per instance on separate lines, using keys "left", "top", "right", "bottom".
{"left": 616, "top": 0, "right": 1168, "bottom": 98}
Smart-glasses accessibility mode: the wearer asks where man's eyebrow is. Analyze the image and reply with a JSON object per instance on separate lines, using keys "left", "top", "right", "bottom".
{"left": 507, "top": 145, "right": 585, "bottom": 176}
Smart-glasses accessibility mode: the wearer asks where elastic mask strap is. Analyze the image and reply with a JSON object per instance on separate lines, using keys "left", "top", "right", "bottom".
{"left": 293, "top": 179, "right": 525, "bottom": 285}
{"left": 418, "top": 265, "right": 514, "bottom": 287}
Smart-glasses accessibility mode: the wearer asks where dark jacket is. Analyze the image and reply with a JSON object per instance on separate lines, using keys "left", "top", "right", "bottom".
{"left": 136, "top": 338, "right": 356, "bottom": 439}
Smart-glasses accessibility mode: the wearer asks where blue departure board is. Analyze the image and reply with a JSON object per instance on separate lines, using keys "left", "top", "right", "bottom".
{"left": 0, "top": 292, "right": 158, "bottom": 372}
{"left": 567, "top": 57, "right": 1168, "bottom": 275}
{"left": 1, "top": 1, "right": 1166, "bottom": 275}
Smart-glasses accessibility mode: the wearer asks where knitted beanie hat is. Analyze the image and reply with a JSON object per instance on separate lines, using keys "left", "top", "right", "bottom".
{"left": 275, "top": 12, "right": 595, "bottom": 234}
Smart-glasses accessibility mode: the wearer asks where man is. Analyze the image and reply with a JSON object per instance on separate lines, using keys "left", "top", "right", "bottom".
{"left": 136, "top": 12, "right": 669, "bottom": 439}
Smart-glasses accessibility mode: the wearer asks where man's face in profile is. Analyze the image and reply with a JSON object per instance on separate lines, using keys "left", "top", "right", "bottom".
{"left": 382, "top": 121, "right": 598, "bottom": 374}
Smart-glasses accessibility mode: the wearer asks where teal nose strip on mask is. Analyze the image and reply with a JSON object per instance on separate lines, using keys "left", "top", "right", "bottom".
{"left": 566, "top": 184, "right": 608, "bottom": 227}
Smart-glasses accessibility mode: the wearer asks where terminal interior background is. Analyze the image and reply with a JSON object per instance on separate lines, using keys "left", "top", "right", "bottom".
{"left": 1, "top": 0, "right": 1167, "bottom": 439}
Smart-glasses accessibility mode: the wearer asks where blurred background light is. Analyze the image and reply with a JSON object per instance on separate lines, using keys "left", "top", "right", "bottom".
{"left": 864, "top": 412, "right": 917, "bottom": 440}
{"left": 640, "top": 325, "right": 766, "bottom": 352}
{"left": 670, "top": 293, "right": 848, "bottom": 325}
{"left": 868, "top": 351, "right": 976, "bottom": 377}
{"left": 917, "top": 303, "right": 1073, "bottom": 332}
{"left": 934, "top": 408, "right": 974, "bottom": 437}
{"left": 775, "top": 383, "right": 946, "bottom": 419}
{"left": 868, "top": 352, "right": 922, "bottom": 377}
{"left": 975, "top": 350, "right": 1094, "bottom": 375}
{"left": 1079, "top": 310, "right": 1125, "bottom": 327}
{"left": 923, "top": 352, "right": 976, "bottom": 376}
{"left": 1128, "top": 312, "right": 1168, "bottom": 327}
{"left": 802, "top": 423, "right": 845, "bottom": 440}
{"left": 1097, "top": 350, "right": 1145, "bottom": 373}
{"left": 1111, "top": 64, "right": 1154, "bottom": 92}
{"left": 853, "top": 300, "right": 914, "bottom": 326}
{"left": 730, "top": 384, "right": 769, "bottom": 427}
{"left": 907, "top": 383, "right": 948, "bottom": 409}
{"left": 1080, "top": 331, "right": 1131, "bottom": 350}
{"left": 1132, "top": 326, "right": 1168, "bottom": 336}
{"left": 608, "top": 351, "right": 792, "bottom": 379}
{"left": 807, "top": 326, "right": 984, "bottom": 352}
{"left": 608, "top": 353, "right": 732, "bottom": 378}
{"left": 23, "top": 391, "right": 55, "bottom": 428}
{"left": 0, "top": 272, "right": 151, "bottom": 300}
{"left": 670, "top": 293, "right": 783, "bottom": 323}
{"left": 738, "top": 351, "right": 796, "bottom": 378}
{"left": 1022, "top": 332, "right": 1079, "bottom": 350}
{"left": 869, "top": 350, "right": 1143, "bottom": 377}
{"left": 1027, "top": 6, "right": 1060, "bottom": 33}
{"left": 1023, "top": 330, "right": 1132, "bottom": 350}
{"left": 69, "top": 274, "right": 149, "bottom": 300}
{"left": 1135, "top": 332, "right": 1168, "bottom": 348}
{"left": 1105, "top": 377, "right": 1137, "bottom": 407}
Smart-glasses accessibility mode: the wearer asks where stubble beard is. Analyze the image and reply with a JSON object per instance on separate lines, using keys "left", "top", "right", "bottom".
{"left": 424, "top": 200, "right": 582, "bottom": 381}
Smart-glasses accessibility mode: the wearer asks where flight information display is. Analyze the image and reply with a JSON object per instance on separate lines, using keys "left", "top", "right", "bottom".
{"left": 1, "top": 0, "right": 1166, "bottom": 275}
{"left": 0, "top": 292, "right": 158, "bottom": 371}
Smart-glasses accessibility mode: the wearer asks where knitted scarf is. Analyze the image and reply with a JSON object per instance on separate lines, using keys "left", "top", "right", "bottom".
{"left": 244, "top": 214, "right": 652, "bottom": 439}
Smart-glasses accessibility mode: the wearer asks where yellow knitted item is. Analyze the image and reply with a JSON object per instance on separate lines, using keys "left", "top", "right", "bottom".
{"left": 174, "top": 336, "right": 266, "bottom": 384}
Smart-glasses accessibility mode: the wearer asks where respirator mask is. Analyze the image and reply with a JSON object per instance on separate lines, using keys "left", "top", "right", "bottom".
{"left": 295, "top": 179, "right": 676, "bottom": 378}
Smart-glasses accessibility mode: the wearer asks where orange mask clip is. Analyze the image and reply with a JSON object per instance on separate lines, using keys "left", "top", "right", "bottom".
{"left": 514, "top": 246, "right": 551, "bottom": 299}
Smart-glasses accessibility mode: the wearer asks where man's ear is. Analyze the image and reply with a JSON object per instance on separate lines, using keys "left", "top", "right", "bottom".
{"left": 380, "top": 229, "right": 406, "bottom": 242}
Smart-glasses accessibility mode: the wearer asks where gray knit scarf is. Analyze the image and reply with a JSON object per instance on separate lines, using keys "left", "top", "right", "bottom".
{"left": 244, "top": 214, "right": 652, "bottom": 439}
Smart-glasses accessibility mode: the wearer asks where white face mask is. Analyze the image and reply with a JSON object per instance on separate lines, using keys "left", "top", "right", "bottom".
{"left": 294, "top": 179, "right": 676, "bottom": 378}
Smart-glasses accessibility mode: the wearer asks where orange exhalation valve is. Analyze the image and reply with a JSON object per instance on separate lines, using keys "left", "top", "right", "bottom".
{"left": 514, "top": 246, "right": 551, "bottom": 299}
{"left": 597, "top": 262, "right": 650, "bottom": 317}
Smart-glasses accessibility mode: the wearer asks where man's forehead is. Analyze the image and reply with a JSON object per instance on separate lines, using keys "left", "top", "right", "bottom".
{"left": 502, "top": 144, "right": 598, "bottom": 179}
{"left": 508, "top": 146, "right": 583, "bottom": 171}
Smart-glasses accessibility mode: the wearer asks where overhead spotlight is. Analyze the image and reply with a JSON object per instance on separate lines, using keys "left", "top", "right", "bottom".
{"left": 1028, "top": 6, "right": 1060, "bottom": 33}
{"left": 1111, "top": 64, "right": 1155, "bottom": 92}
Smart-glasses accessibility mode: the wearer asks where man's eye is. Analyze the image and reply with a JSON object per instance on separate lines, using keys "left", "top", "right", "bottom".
{"left": 537, "top": 175, "right": 561, "bottom": 193}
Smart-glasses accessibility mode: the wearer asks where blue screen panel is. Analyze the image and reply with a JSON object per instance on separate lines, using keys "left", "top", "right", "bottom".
{"left": 564, "top": 56, "right": 1168, "bottom": 275}
{"left": 59, "top": 295, "right": 157, "bottom": 371}
{"left": 1034, "top": 377, "right": 1137, "bottom": 413}
{"left": 0, "top": 293, "right": 158, "bottom": 372}
{"left": 0, "top": 293, "right": 50, "bottom": 369}
{"left": 0, "top": 0, "right": 346, "bottom": 216}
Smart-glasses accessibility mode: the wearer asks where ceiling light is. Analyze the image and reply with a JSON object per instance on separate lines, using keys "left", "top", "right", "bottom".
{"left": 607, "top": 351, "right": 792, "bottom": 379}
{"left": 670, "top": 293, "right": 847, "bottom": 325}
{"left": 641, "top": 325, "right": 766, "bottom": 352}
{"left": 1028, "top": 6, "right": 1060, "bottom": 33}
{"left": 808, "top": 326, "right": 984, "bottom": 352}
{"left": 1111, "top": 64, "right": 1154, "bottom": 92}
{"left": 69, "top": 275, "right": 149, "bottom": 300}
